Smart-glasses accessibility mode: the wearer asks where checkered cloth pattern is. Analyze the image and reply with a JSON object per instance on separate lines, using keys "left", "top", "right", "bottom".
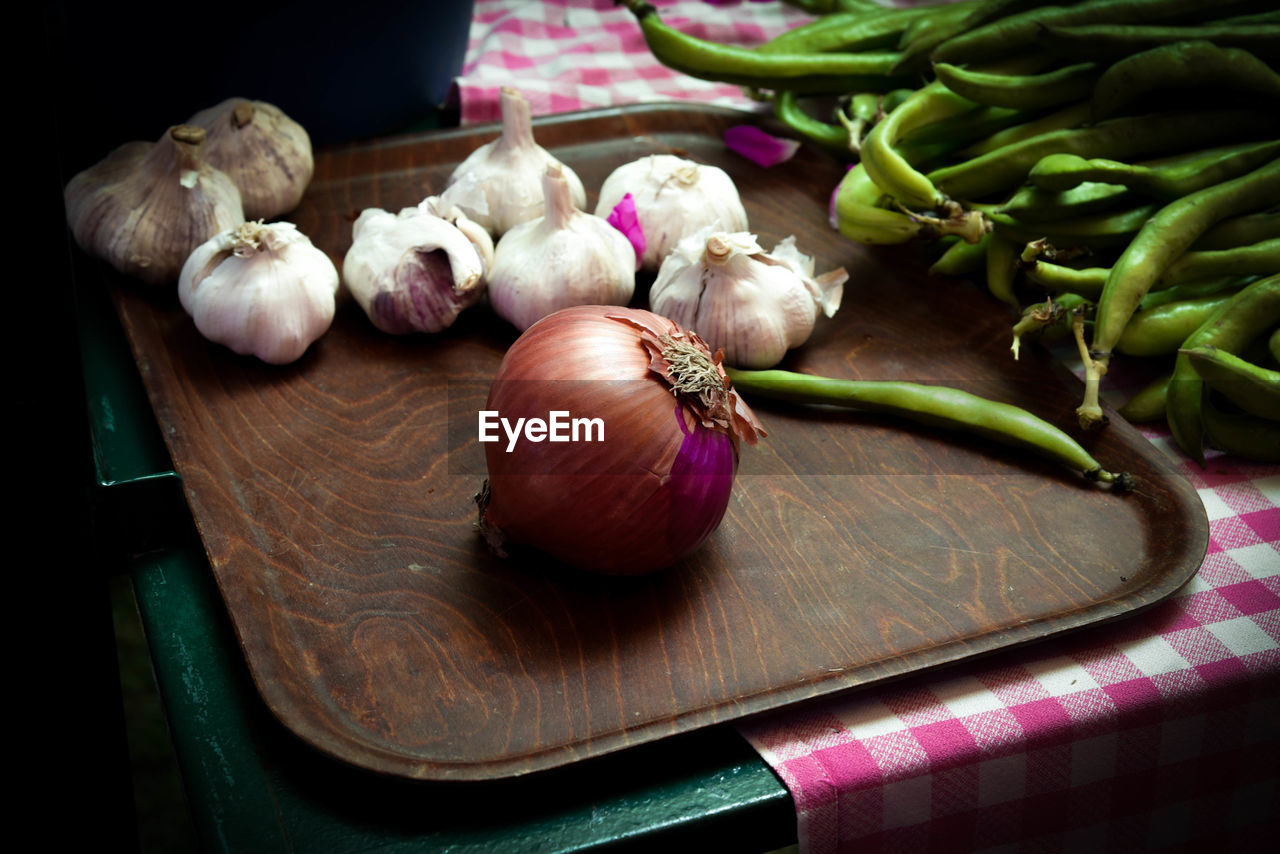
{"left": 456, "top": 0, "right": 810, "bottom": 124}
{"left": 457, "top": 3, "right": 1280, "bottom": 850}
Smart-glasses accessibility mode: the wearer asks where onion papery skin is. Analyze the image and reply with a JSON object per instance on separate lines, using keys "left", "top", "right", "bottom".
{"left": 480, "top": 305, "right": 746, "bottom": 575}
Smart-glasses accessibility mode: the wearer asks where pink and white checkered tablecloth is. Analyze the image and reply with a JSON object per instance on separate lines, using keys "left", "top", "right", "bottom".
{"left": 457, "top": 2, "right": 1280, "bottom": 851}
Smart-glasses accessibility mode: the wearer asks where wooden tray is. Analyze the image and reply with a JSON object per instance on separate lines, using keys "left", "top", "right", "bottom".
{"left": 105, "top": 104, "right": 1207, "bottom": 781}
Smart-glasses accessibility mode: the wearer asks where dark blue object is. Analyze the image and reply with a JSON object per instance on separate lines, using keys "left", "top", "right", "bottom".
{"left": 52, "top": 0, "right": 474, "bottom": 173}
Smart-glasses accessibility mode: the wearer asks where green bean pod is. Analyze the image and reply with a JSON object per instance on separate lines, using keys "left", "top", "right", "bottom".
{"left": 620, "top": 0, "right": 913, "bottom": 94}
{"left": 1165, "top": 275, "right": 1280, "bottom": 465}
{"left": 774, "top": 91, "right": 853, "bottom": 154}
{"left": 988, "top": 203, "right": 1159, "bottom": 249}
{"left": 930, "top": 109, "right": 1279, "bottom": 203}
{"left": 1027, "top": 140, "right": 1280, "bottom": 200}
{"left": 1090, "top": 41, "right": 1280, "bottom": 122}
{"left": 983, "top": 181, "right": 1133, "bottom": 224}
{"left": 1200, "top": 394, "right": 1280, "bottom": 463}
{"left": 832, "top": 161, "right": 926, "bottom": 244}
{"left": 1182, "top": 346, "right": 1280, "bottom": 420}
{"left": 724, "top": 367, "right": 1132, "bottom": 488}
{"left": 860, "top": 80, "right": 978, "bottom": 209}
{"left": 933, "top": 60, "right": 1100, "bottom": 110}
{"left": 1159, "top": 238, "right": 1280, "bottom": 286}
{"left": 954, "top": 100, "right": 1092, "bottom": 159}
{"left": 1033, "top": 22, "right": 1280, "bottom": 65}
{"left": 760, "top": 2, "right": 946, "bottom": 54}
{"left": 1091, "top": 159, "right": 1280, "bottom": 362}
{"left": 1080, "top": 160, "right": 1280, "bottom": 428}
{"left": 1117, "top": 372, "right": 1171, "bottom": 423}
{"left": 932, "top": 0, "right": 1264, "bottom": 66}
{"left": 930, "top": 232, "right": 991, "bottom": 276}
{"left": 1194, "top": 211, "right": 1280, "bottom": 251}
{"left": 986, "top": 232, "right": 1021, "bottom": 306}
{"left": 1024, "top": 261, "right": 1109, "bottom": 297}
{"left": 1115, "top": 293, "right": 1238, "bottom": 358}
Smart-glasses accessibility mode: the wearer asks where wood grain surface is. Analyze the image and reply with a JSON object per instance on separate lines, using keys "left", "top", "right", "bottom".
{"left": 103, "top": 104, "right": 1207, "bottom": 780}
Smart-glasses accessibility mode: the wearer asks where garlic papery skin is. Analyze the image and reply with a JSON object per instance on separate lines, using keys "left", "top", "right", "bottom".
{"left": 487, "top": 165, "right": 636, "bottom": 332}
{"left": 187, "top": 98, "right": 314, "bottom": 220}
{"left": 341, "top": 204, "right": 488, "bottom": 335}
{"left": 64, "top": 125, "right": 245, "bottom": 286}
{"left": 593, "top": 154, "right": 749, "bottom": 272}
{"left": 178, "top": 221, "right": 338, "bottom": 364}
{"left": 438, "top": 87, "right": 586, "bottom": 237}
{"left": 649, "top": 230, "right": 848, "bottom": 370}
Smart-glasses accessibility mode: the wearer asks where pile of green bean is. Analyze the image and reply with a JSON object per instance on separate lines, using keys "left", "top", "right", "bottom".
{"left": 619, "top": 0, "right": 1280, "bottom": 465}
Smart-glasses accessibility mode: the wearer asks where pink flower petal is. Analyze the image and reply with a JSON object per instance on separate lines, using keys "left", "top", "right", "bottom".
{"left": 725, "top": 125, "right": 801, "bottom": 168}
{"left": 606, "top": 193, "right": 646, "bottom": 269}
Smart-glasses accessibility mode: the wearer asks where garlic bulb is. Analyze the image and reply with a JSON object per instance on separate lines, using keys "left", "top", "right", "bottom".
{"left": 439, "top": 87, "right": 586, "bottom": 237}
{"left": 187, "top": 98, "right": 313, "bottom": 220}
{"left": 341, "top": 201, "right": 491, "bottom": 334}
{"left": 64, "top": 125, "right": 245, "bottom": 286}
{"left": 649, "top": 230, "right": 847, "bottom": 369}
{"left": 178, "top": 221, "right": 338, "bottom": 364}
{"left": 487, "top": 165, "right": 636, "bottom": 332}
{"left": 594, "top": 154, "right": 749, "bottom": 272}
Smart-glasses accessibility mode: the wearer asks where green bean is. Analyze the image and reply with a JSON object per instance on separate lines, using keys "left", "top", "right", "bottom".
{"left": 1090, "top": 41, "right": 1280, "bottom": 121}
{"left": 1160, "top": 239, "right": 1280, "bottom": 286}
{"left": 1194, "top": 211, "right": 1280, "bottom": 251}
{"left": 982, "top": 181, "right": 1133, "bottom": 224}
{"left": 1033, "top": 22, "right": 1280, "bottom": 65}
{"left": 986, "top": 233, "right": 1021, "bottom": 306}
{"left": 930, "top": 109, "right": 1279, "bottom": 203}
{"left": 898, "top": 103, "right": 1036, "bottom": 152}
{"left": 933, "top": 60, "right": 1100, "bottom": 110}
{"left": 1182, "top": 346, "right": 1280, "bottom": 420}
{"left": 1271, "top": 328, "right": 1280, "bottom": 365}
{"left": 953, "top": 100, "right": 1092, "bottom": 159}
{"left": 832, "top": 161, "right": 927, "bottom": 244}
{"left": 988, "top": 203, "right": 1160, "bottom": 249}
{"left": 1139, "top": 276, "right": 1250, "bottom": 311}
{"left": 1200, "top": 393, "right": 1280, "bottom": 463}
{"left": 1117, "top": 372, "right": 1171, "bottom": 423}
{"left": 774, "top": 91, "right": 854, "bottom": 154}
{"left": 619, "top": 0, "right": 913, "bottom": 94}
{"left": 1165, "top": 275, "right": 1280, "bottom": 465}
{"left": 890, "top": 0, "right": 1002, "bottom": 73}
{"left": 759, "top": 4, "right": 937, "bottom": 55}
{"left": 1027, "top": 141, "right": 1280, "bottom": 200}
{"left": 860, "top": 80, "right": 978, "bottom": 209}
{"left": 930, "top": 231, "right": 991, "bottom": 276}
{"left": 1080, "top": 159, "right": 1280, "bottom": 428}
{"left": 1115, "top": 293, "right": 1238, "bottom": 357}
{"left": 1091, "top": 159, "right": 1280, "bottom": 360}
{"left": 1024, "top": 260, "right": 1109, "bottom": 296}
{"left": 932, "top": 0, "right": 1265, "bottom": 66}
{"left": 724, "top": 367, "right": 1132, "bottom": 488}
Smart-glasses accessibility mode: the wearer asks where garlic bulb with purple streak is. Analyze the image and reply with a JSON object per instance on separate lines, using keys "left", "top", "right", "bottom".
{"left": 649, "top": 229, "right": 847, "bottom": 369}
{"left": 342, "top": 200, "right": 492, "bottom": 334}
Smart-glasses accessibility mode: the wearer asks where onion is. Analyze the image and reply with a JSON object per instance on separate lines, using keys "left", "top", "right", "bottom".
{"left": 476, "top": 305, "right": 766, "bottom": 575}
